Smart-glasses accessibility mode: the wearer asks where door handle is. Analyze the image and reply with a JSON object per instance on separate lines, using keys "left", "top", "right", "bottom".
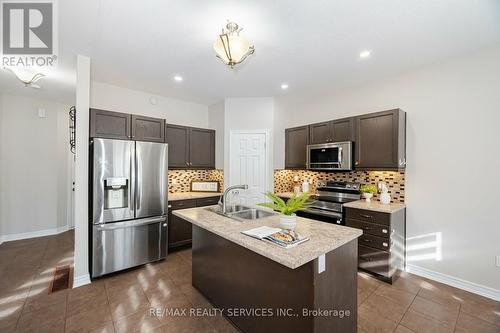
{"left": 95, "top": 216, "right": 166, "bottom": 231}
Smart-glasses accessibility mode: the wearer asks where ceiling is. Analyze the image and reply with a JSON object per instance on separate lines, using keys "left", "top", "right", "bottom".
{"left": 1, "top": 0, "right": 499, "bottom": 105}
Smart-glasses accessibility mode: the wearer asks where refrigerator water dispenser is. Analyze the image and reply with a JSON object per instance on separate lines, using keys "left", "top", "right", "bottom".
{"left": 104, "top": 177, "right": 128, "bottom": 209}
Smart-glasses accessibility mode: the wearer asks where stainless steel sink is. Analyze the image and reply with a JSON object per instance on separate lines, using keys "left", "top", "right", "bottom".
{"left": 229, "top": 208, "right": 275, "bottom": 221}
{"left": 206, "top": 205, "right": 275, "bottom": 221}
{"left": 206, "top": 204, "right": 248, "bottom": 214}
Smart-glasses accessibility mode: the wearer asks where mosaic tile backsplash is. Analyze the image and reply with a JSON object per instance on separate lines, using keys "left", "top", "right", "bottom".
{"left": 274, "top": 169, "right": 405, "bottom": 203}
{"left": 168, "top": 170, "right": 224, "bottom": 193}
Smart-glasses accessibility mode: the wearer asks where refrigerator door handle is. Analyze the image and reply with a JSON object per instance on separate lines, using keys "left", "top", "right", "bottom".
{"left": 95, "top": 216, "right": 166, "bottom": 231}
{"left": 130, "top": 142, "right": 136, "bottom": 218}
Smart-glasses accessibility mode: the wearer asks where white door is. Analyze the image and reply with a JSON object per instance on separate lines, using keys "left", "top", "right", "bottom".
{"left": 229, "top": 131, "right": 268, "bottom": 206}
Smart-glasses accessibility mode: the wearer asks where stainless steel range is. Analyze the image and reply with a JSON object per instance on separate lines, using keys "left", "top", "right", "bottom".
{"left": 299, "top": 181, "right": 361, "bottom": 225}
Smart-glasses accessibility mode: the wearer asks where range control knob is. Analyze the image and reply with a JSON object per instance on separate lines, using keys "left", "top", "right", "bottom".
{"left": 346, "top": 185, "right": 351, "bottom": 188}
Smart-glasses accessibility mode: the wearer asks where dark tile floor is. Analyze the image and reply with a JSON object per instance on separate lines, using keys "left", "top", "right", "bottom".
{"left": 0, "top": 230, "right": 499, "bottom": 332}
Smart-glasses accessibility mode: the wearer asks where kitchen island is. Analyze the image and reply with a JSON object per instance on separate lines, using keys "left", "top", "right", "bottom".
{"left": 173, "top": 207, "right": 362, "bottom": 333}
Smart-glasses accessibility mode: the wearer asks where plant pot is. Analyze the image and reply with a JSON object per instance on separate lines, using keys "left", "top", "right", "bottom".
{"left": 362, "top": 193, "right": 373, "bottom": 202}
{"left": 280, "top": 214, "right": 297, "bottom": 230}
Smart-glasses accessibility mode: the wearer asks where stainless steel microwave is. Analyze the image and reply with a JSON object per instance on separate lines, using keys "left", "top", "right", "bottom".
{"left": 306, "top": 141, "right": 353, "bottom": 171}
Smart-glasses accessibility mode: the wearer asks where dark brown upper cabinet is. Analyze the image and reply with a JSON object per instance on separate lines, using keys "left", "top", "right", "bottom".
{"left": 355, "top": 109, "right": 406, "bottom": 170}
{"left": 166, "top": 124, "right": 215, "bottom": 169}
{"left": 131, "top": 115, "right": 165, "bottom": 142}
{"left": 166, "top": 124, "right": 190, "bottom": 168}
{"left": 90, "top": 109, "right": 131, "bottom": 140}
{"left": 90, "top": 109, "right": 165, "bottom": 143}
{"left": 309, "top": 117, "right": 355, "bottom": 144}
{"left": 332, "top": 117, "right": 355, "bottom": 142}
{"left": 189, "top": 127, "right": 215, "bottom": 168}
{"left": 309, "top": 121, "right": 332, "bottom": 144}
{"left": 285, "top": 125, "right": 309, "bottom": 169}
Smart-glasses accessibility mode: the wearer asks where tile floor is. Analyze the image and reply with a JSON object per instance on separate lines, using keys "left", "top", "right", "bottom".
{"left": 0, "top": 230, "right": 499, "bottom": 333}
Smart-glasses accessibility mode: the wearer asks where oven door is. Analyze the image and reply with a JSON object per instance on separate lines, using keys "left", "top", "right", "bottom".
{"left": 307, "top": 142, "right": 352, "bottom": 171}
{"left": 297, "top": 209, "right": 343, "bottom": 225}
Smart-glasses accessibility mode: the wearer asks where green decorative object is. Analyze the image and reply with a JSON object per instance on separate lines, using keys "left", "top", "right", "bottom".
{"left": 360, "top": 184, "right": 377, "bottom": 194}
{"left": 360, "top": 184, "right": 377, "bottom": 202}
{"left": 258, "top": 192, "right": 311, "bottom": 216}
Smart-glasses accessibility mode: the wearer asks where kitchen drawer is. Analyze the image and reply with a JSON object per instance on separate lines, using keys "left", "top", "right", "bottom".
{"left": 345, "top": 208, "right": 390, "bottom": 226}
{"left": 359, "top": 233, "right": 391, "bottom": 251}
{"left": 346, "top": 219, "right": 391, "bottom": 238}
{"left": 358, "top": 245, "right": 391, "bottom": 278}
{"left": 169, "top": 199, "right": 197, "bottom": 210}
{"left": 196, "top": 196, "right": 220, "bottom": 207}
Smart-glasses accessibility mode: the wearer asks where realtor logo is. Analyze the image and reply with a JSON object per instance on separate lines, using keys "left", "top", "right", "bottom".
{"left": 1, "top": 1, "right": 57, "bottom": 66}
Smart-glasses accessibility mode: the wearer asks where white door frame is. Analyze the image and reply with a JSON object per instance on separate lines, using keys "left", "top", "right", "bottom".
{"left": 228, "top": 129, "right": 271, "bottom": 194}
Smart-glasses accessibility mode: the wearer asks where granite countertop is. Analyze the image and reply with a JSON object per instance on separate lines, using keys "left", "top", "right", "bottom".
{"left": 343, "top": 200, "right": 406, "bottom": 213}
{"left": 173, "top": 207, "right": 362, "bottom": 269}
{"left": 168, "top": 192, "right": 222, "bottom": 201}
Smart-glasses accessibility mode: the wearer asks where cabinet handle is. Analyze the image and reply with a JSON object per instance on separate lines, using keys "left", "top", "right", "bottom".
{"left": 362, "top": 226, "right": 372, "bottom": 230}
{"left": 360, "top": 213, "right": 372, "bottom": 219}
{"left": 168, "top": 205, "right": 172, "bottom": 208}
{"left": 355, "top": 161, "right": 359, "bottom": 166}
{"left": 382, "top": 229, "right": 388, "bottom": 234}
{"left": 363, "top": 238, "right": 372, "bottom": 243}
{"left": 382, "top": 242, "right": 389, "bottom": 247}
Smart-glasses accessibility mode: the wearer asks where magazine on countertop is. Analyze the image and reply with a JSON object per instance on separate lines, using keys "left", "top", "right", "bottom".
{"left": 242, "top": 226, "right": 310, "bottom": 249}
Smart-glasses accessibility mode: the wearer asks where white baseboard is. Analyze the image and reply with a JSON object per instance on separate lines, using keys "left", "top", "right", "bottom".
{"left": 73, "top": 273, "right": 91, "bottom": 288}
{"left": 406, "top": 264, "right": 500, "bottom": 302}
{"left": 0, "top": 225, "right": 70, "bottom": 243}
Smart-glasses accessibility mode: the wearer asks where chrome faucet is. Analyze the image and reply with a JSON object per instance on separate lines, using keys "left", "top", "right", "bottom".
{"left": 220, "top": 184, "right": 249, "bottom": 214}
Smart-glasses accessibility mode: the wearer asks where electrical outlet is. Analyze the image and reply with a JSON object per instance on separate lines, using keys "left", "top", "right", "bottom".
{"left": 496, "top": 256, "right": 500, "bottom": 268}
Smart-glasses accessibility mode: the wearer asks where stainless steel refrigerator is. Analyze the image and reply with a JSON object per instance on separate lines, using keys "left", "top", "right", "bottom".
{"left": 91, "top": 138, "right": 168, "bottom": 278}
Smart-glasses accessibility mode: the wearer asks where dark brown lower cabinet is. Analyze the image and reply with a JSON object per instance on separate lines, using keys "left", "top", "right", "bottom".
{"left": 345, "top": 207, "right": 405, "bottom": 283}
{"left": 168, "top": 196, "right": 220, "bottom": 250}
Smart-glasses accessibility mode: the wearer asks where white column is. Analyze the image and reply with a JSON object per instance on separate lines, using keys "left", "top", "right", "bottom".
{"left": 73, "top": 55, "right": 91, "bottom": 288}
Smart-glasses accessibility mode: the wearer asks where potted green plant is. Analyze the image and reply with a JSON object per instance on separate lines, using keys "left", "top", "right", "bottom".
{"left": 360, "top": 184, "right": 377, "bottom": 202}
{"left": 258, "top": 192, "right": 311, "bottom": 230}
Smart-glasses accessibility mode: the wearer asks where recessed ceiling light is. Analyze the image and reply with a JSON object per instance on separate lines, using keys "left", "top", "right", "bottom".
{"left": 173, "top": 75, "right": 183, "bottom": 82}
{"left": 359, "top": 50, "right": 371, "bottom": 59}
{"left": 281, "top": 84, "right": 289, "bottom": 90}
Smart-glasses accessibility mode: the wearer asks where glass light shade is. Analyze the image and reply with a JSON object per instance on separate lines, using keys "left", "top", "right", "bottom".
{"left": 213, "top": 34, "right": 254, "bottom": 67}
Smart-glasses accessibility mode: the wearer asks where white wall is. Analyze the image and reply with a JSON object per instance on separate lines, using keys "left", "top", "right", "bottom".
{"left": 223, "top": 98, "right": 275, "bottom": 191}
{"left": 91, "top": 82, "right": 209, "bottom": 128}
{"left": 208, "top": 101, "right": 225, "bottom": 169}
{"left": 275, "top": 46, "right": 500, "bottom": 292}
{"left": 73, "top": 55, "right": 91, "bottom": 287}
{"left": 0, "top": 93, "right": 71, "bottom": 240}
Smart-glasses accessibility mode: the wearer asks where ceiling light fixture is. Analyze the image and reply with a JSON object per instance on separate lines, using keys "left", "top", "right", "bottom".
{"left": 4, "top": 67, "right": 45, "bottom": 88}
{"left": 281, "top": 84, "right": 289, "bottom": 90}
{"left": 173, "top": 75, "right": 183, "bottom": 82}
{"left": 359, "top": 50, "right": 371, "bottom": 59}
{"left": 213, "top": 21, "right": 255, "bottom": 69}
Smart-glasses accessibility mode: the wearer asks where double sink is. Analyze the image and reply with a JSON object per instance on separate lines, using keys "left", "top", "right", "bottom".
{"left": 208, "top": 204, "right": 276, "bottom": 222}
